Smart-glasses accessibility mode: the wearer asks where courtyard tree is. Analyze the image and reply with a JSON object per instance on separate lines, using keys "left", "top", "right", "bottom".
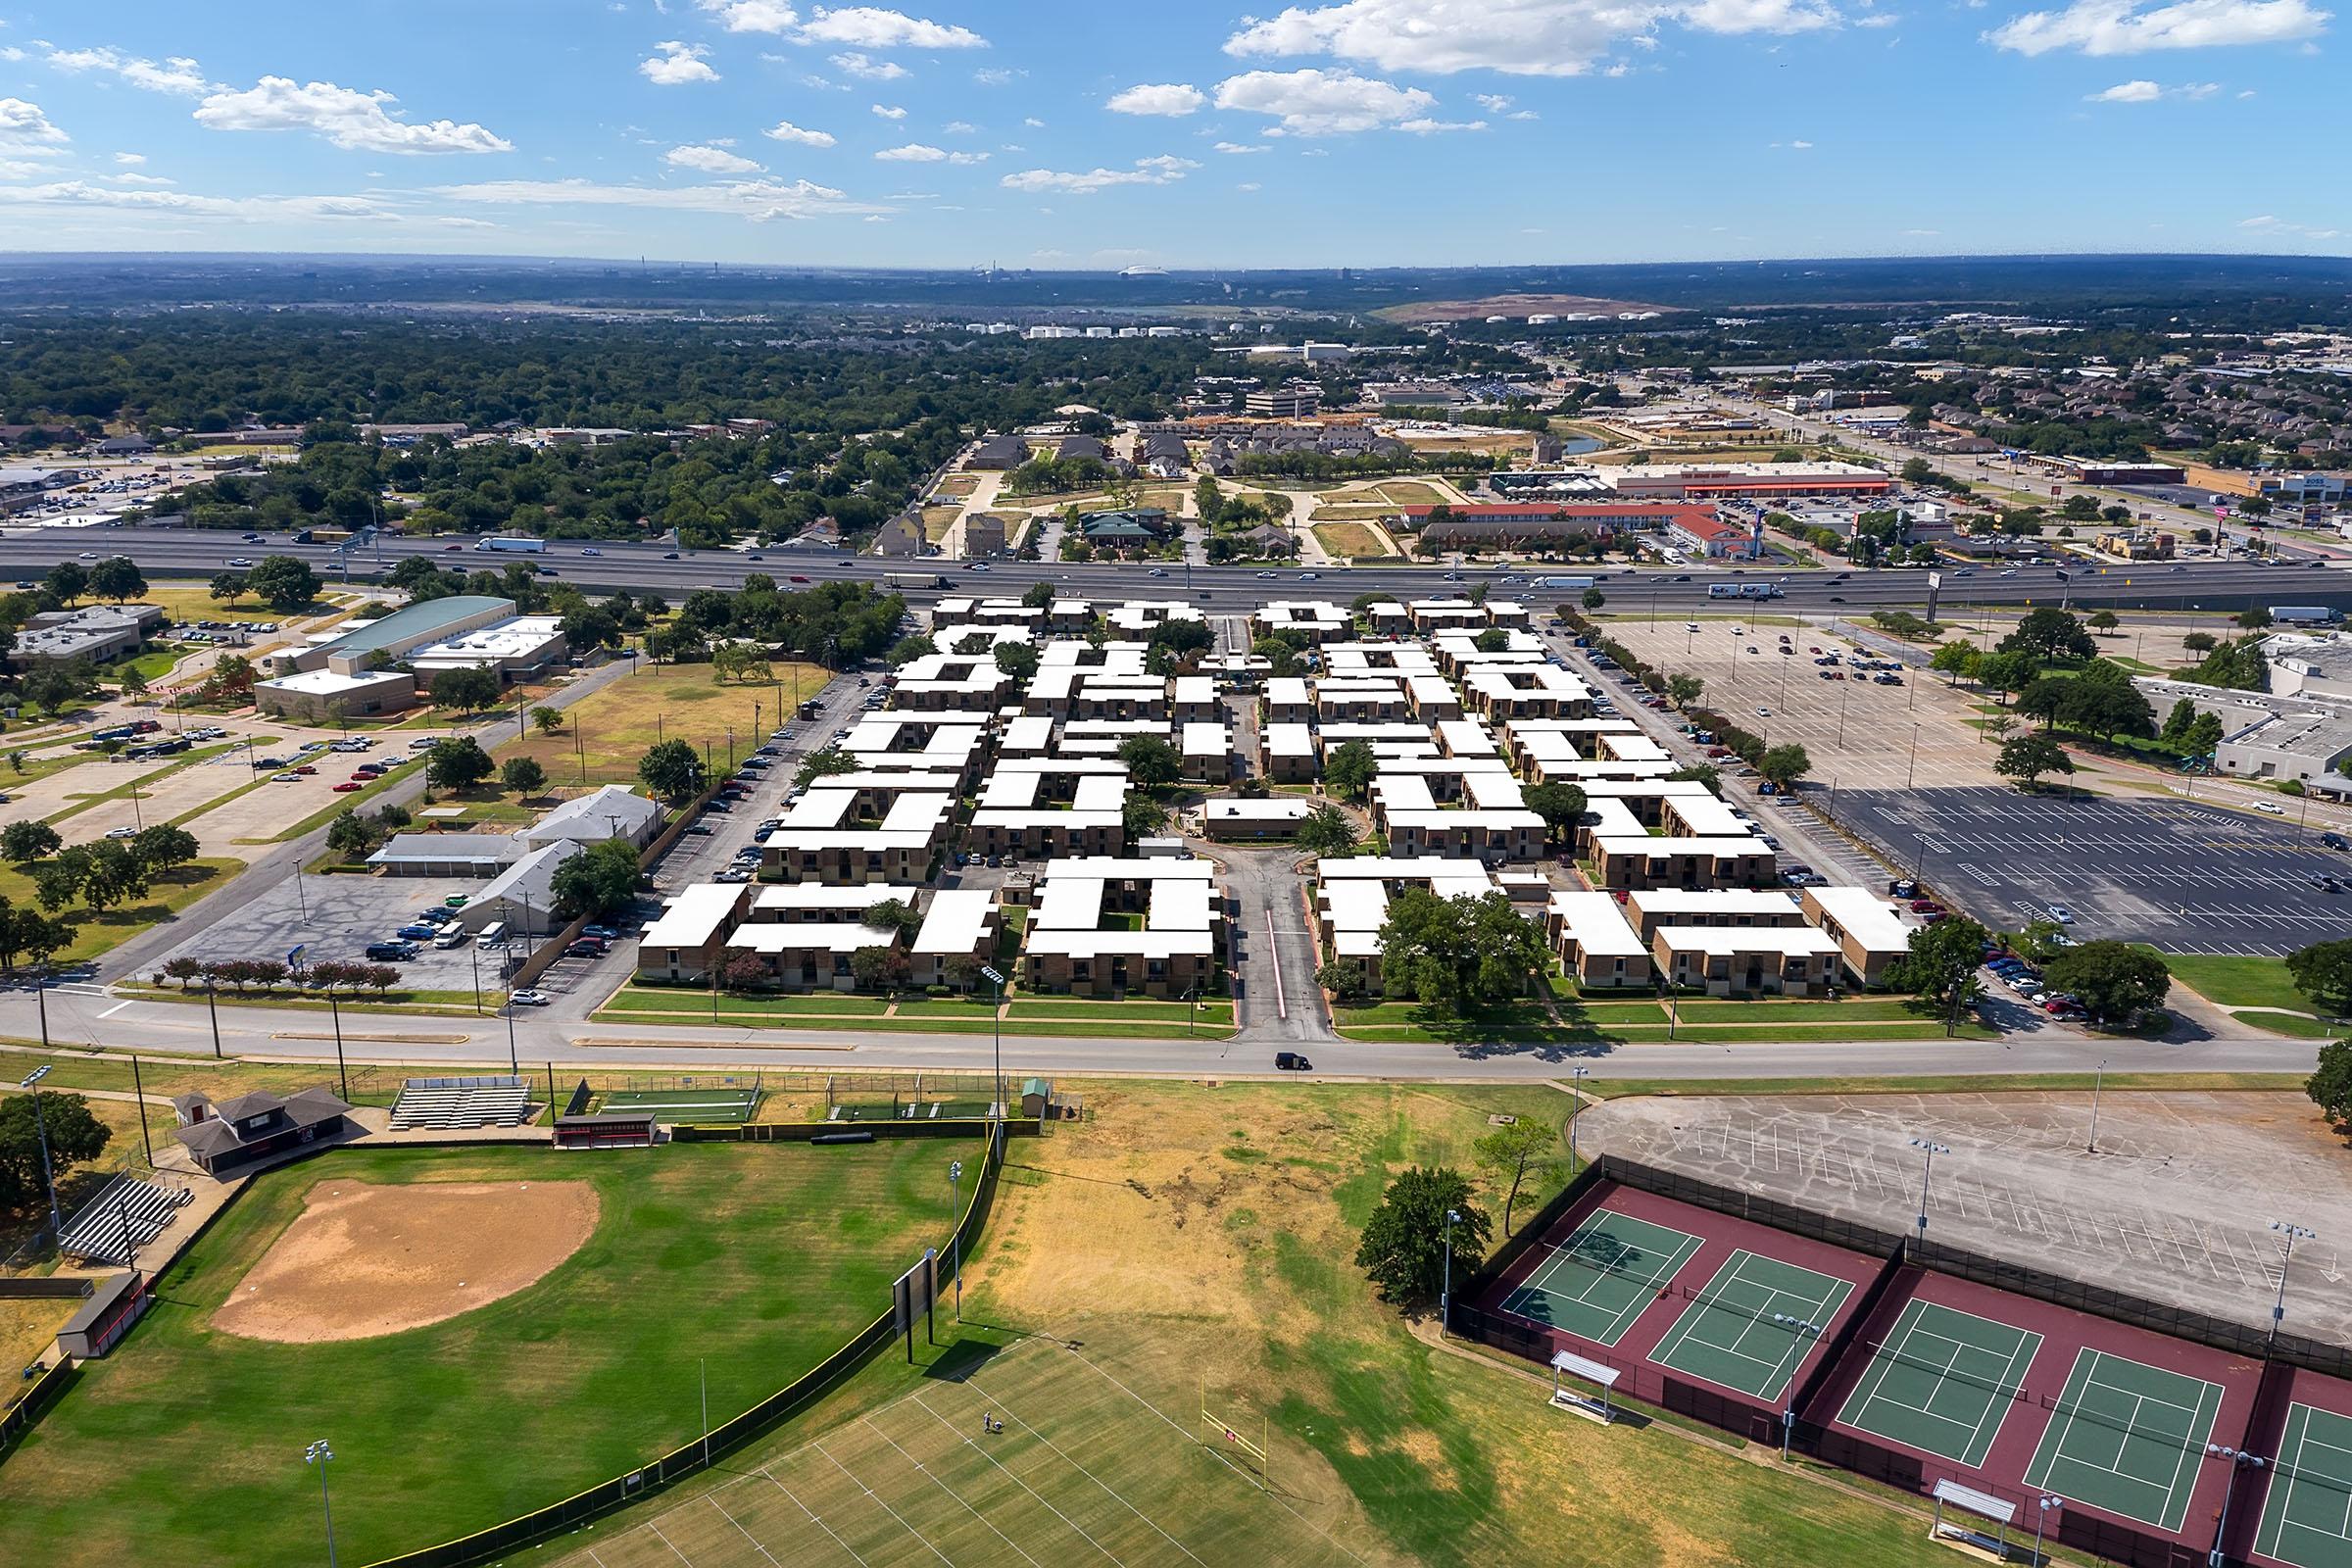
{"left": 1296, "top": 802, "right": 1357, "bottom": 857}
{"left": 1376, "top": 889, "right": 1545, "bottom": 1018}
{"left": 1522, "top": 781, "right": 1588, "bottom": 845}
{"left": 849, "top": 943, "right": 908, "bottom": 993}
{"left": 1324, "top": 739, "right": 1379, "bottom": 804}
{"left": 993, "top": 641, "right": 1040, "bottom": 680}
{"left": 1354, "top": 1166, "right": 1491, "bottom": 1309}
{"left": 1116, "top": 734, "right": 1182, "bottom": 787}
{"left": 793, "top": 746, "right": 856, "bottom": 791}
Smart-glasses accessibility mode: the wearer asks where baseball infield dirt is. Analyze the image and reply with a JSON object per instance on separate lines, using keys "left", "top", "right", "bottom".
{"left": 213, "top": 1179, "right": 599, "bottom": 1343}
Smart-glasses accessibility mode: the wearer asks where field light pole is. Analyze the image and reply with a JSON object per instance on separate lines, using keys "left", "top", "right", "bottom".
{"left": 2206, "top": 1446, "right": 2268, "bottom": 1568}
{"left": 2268, "top": 1220, "right": 2317, "bottom": 1349}
{"left": 2033, "top": 1495, "right": 2061, "bottom": 1565}
{"left": 1442, "top": 1207, "right": 1460, "bottom": 1334}
{"left": 700, "top": 1358, "right": 711, "bottom": 1468}
{"left": 948, "top": 1158, "right": 964, "bottom": 1321}
{"left": 1569, "top": 1064, "right": 1592, "bottom": 1174}
{"left": 2086, "top": 1058, "right": 2108, "bottom": 1153}
{"left": 980, "top": 963, "right": 1005, "bottom": 1118}
{"left": 1910, "top": 1138, "right": 1949, "bottom": 1242}
{"left": 304, "top": 1440, "right": 338, "bottom": 1568}
{"left": 20, "top": 1064, "right": 60, "bottom": 1239}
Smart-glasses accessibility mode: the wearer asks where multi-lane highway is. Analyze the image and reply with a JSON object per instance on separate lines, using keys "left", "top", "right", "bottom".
{"left": 1, "top": 522, "right": 2341, "bottom": 614}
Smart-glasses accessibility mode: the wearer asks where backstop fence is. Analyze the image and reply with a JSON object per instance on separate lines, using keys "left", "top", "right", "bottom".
{"left": 358, "top": 1115, "right": 1013, "bottom": 1568}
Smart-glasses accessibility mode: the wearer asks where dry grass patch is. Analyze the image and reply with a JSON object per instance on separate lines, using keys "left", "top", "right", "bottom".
{"left": 495, "top": 660, "right": 826, "bottom": 783}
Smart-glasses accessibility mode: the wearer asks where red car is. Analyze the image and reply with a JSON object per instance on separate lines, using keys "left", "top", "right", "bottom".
{"left": 291, "top": 764, "right": 318, "bottom": 775}
{"left": 442, "top": 543, "right": 466, "bottom": 552}
{"left": 332, "top": 781, "right": 364, "bottom": 792}
{"left": 1909, "top": 899, "right": 1943, "bottom": 913}
{"left": 1705, "top": 746, "right": 1734, "bottom": 759}
{"left": 789, "top": 574, "right": 811, "bottom": 584}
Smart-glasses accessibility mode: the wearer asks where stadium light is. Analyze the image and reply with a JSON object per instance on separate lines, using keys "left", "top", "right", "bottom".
{"left": 980, "top": 963, "right": 1005, "bottom": 1117}
{"left": 1442, "top": 1207, "right": 1461, "bottom": 1335}
{"left": 19, "top": 1064, "right": 60, "bottom": 1239}
{"left": 948, "top": 1159, "right": 964, "bottom": 1322}
{"left": 2033, "top": 1494, "right": 2061, "bottom": 1564}
{"left": 1570, "top": 1065, "right": 1592, "bottom": 1173}
{"left": 2086, "top": 1059, "right": 2108, "bottom": 1154}
{"left": 304, "top": 1440, "right": 338, "bottom": 1568}
{"left": 1909, "top": 1139, "right": 1950, "bottom": 1241}
{"left": 2268, "top": 1220, "right": 2317, "bottom": 1349}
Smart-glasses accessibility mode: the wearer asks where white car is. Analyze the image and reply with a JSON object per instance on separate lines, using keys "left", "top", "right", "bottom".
{"left": 2254, "top": 801, "right": 2286, "bottom": 815}
{"left": 2046, "top": 905, "right": 2076, "bottom": 924}
{"left": 104, "top": 825, "right": 140, "bottom": 840}
{"left": 510, "top": 989, "right": 553, "bottom": 1006}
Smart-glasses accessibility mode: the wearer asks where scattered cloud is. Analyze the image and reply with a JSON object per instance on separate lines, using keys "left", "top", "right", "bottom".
{"left": 697, "top": 0, "right": 804, "bottom": 31}
{"left": 942, "top": 120, "right": 976, "bottom": 132}
{"left": 641, "top": 41, "right": 720, "bottom": 84}
{"left": 2087, "top": 75, "right": 2221, "bottom": 96}
{"left": 1222, "top": 0, "right": 1838, "bottom": 78}
{"left": 113, "top": 151, "right": 145, "bottom": 165}
{"left": 1237, "top": 179, "right": 1262, "bottom": 190}
{"left": 1022, "top": 115, "right": 1045, "bottom": 126}
{"left": 1213, "top": 140, "right": 1270, "bottom": 153}
{"left": 974, "top": 67, "right": 1024, "bottom": 85}
{"left": 2239, "top": 213, "right": 2342, "bottom": 238}
{"left": 1397, "top": 117, "right": 1487, "bottom": 132}
{"left": 1987, "top": 0, "right": 2328, "bottom": 54}
{"left": 40, "top": 45, "right": 210, "bottom": 95}
{"left": 0, "top": 98, "right": 69, "bottom": 147}
{"left": 829, "top": 50, "right": 907, "bottom": 78}
{"left": 871, "top": 103, "right": 907, "bottom": 119}
{"left": 108, "top": 171, "right": 174, "bottom": 185}
{"left": 666, "top": 142, "right": 762, "bottom": 172}
{"left": 1001, "top": 153, "right": 1199, "bottom": 193}
{"left": 435, "top": 174, "right": 879, "bottom": 220}
{"left": 1212, "top": 68, "right": 1438, "bottom": 134}
{"left": 193, "top": 78, "right": 514, "bottom": 154}
{"left": 874, "top": 141, "right": 987, "bottom": 163}
{"left": 763, "top": 118, "right": 838, "bottom": 146}
{"left": 1106, "top": 82, "right": 1207, "bottom": 116}
{"left": 800, "top": 8, "right": 990, "bottom": 47}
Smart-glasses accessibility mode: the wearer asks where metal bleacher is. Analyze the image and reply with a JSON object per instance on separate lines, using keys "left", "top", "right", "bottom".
{"left": 58, "top": 1174, "right": 192, "bottom": 1267}
{"left": 390, "top": 1075, "right": 531, "bottom": 1131}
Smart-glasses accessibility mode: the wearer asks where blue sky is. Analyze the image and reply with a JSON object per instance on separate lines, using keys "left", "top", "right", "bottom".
{"left": 0, "top": 0, "right": 2341, "bottom": 267}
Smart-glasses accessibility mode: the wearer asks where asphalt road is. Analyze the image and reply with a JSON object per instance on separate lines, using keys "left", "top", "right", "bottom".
{"left": 1835, "top": 786, "right": 2352, "bottom": 956}
{"left": 2, "top": 523, "right": 2342, "bottom": 616}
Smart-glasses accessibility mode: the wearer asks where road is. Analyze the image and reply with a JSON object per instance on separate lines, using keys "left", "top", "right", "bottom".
{"left": 2, "top": 524, "right": 2341, "bottom": 617}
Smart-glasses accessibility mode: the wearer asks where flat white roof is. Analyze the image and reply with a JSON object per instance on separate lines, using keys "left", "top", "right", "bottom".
{"left": 1594, "top": 834, "right": 1770, "bottom": 856}
{"left": 753, "top": 883, "right": 908, "bottom": 914}
{"left": 1654, "top": 924, "right": 1843, "bottom": 957}
{"left": 410, "top": 613, "right": 565, "bottom": 663}
{"left": 1547, "top": 891, "right": 1648, "bottom": 957}
{"left": 912, "top": 888, "right": 997, "bottom": 956}
{"left": 1805, "top": 884, "right": 1913, "bottom": 953}
{"left": 258, "top": 668, "right": 411, "bottom": 696}
{"left": 727, "top": 922, "right": 888, "bottom": 956}
{"left": 641, "top": 883, "right": 747, "bottom": 950}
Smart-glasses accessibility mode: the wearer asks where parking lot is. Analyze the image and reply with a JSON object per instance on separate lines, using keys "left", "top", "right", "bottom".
{"left": 1838, "top": 785, "right": 2350, "bottom": 955}
{"left": 149, "top": 867, "right": 516, "bottom": 1002}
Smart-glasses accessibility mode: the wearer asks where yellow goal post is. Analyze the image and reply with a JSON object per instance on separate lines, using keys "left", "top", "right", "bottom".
{"left": 1200, "top": 1372, "right": 1269, "bottom": 1491}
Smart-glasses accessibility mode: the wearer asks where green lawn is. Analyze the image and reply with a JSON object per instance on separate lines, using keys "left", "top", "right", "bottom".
{"left": 0, "top": 858, "right": 239, "bottom": 965}
{"left": 0, "top": 1138, "right": 973, "bottom": 1568}
{"left": 2157, "top": 952, "right": 2313, "bottom": 1012}
{"left": 2230, "top": 1009, "right": 2340, "bottom": 1039}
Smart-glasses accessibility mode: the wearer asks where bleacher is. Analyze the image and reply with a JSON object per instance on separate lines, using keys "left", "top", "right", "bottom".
{"left": 390, "top": 1075, "right": 531, "bottom": 1131}
{"left": 59, "top": 1175, "right": 192, "bottom": 1267}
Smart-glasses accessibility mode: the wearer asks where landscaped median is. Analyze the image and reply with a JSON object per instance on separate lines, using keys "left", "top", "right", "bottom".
{"left": 1332, "top": 991, "right": 1999, "bottom": 1046}
{"left": 594, "top": 979, "right": 1240, "bottom": 1039}
{"left": 2155, "top": 950, "right": 2346, "bottom": 1040}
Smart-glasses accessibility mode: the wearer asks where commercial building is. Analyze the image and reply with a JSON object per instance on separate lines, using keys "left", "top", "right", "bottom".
{"left": 1244, "top": 384, "right": 1322, "bottom": 418}
{"left": 254, "top": 667, "right": 416, "bottom": 722}
{"left": 408, "top": 613, "right": 568, "bottom": 683}
{"left": 260, "top": 596, "right": 518, "bottom": 681}
{"left": 2047, "top": 458, "right": 2187, "bottom": 486}
{"left": 10, "top": 603, "right": 164, "bottom": 666}
{"left": 1666, "top": 513, "right": 1762, "bottom": 560}
{"left": 2092, "top": 529, "right": 2175, "bottom": 562}
{"left": 1604, "top": 463, "right": 1892, "bottom": 502}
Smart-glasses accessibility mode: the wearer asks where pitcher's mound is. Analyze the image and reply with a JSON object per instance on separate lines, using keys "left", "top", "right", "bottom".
{"left": 214, "top": 1179, "right": 600, "bottom": 1344}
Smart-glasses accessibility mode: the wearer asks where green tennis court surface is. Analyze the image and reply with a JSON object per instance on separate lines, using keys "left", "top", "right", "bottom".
{"left": 600, "top": 1088, "right": 760, "bottom": 1124}
{"left": 1647, "top": 1250, "right": 1855, "bottom": 1400}
{"left": 2023, "top": 1348, "right": 2223, "bottom": 1533}
{"left": 1835, "top": 1298, "right": 2042, "bottom": 1468}
{"left": 1496, "top": 1208, "right": 1701, "bottom": 1346}
{"left": 2256, "top": 1403, "right": 2352, "bottom": 1568}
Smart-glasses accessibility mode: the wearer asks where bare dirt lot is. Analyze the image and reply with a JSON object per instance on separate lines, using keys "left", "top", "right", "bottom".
{"left": 211, "top": 1177, "right": 598, "bottom": 1342}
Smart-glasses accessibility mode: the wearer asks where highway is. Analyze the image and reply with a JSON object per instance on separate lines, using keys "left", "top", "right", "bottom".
{"left": 2, "top": 522, "right": 2343, "bottom": 614}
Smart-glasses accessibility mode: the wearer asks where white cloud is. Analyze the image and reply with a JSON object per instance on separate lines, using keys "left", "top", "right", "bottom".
{"left": 1987, "top": 0, "right": 2328, "bottom": 54}
{"left": 0, "top": 98, "right": 68, "bottom": 147}
{"left": 1211, "top": 68, "right": 1438, "bottom": 134}
{"left": 698, "top": 0, "right": 803, "bottom": 30}
{"left": 2089, "top": 74, "right": 2225, "bottom": 95}
{"left": 800, "top": 7, "right": 990, "bottom": 47}
{"left": 829, "top": 50, "right": 907, "bottom": 78}
{"left": 975, "top": 68, "right": 1023, "bottom": 85}
{"left": 874, "top": 141, "right": 987, "bottom": 163}
{"left": 1237, "top": 179, "right": 1262, "bottom": 190}
{"left": 2239, "top": 213, "right": 2343, "bottom": 238}
{"left": 435, "top": 174, "right": 879, "bottom": 220}
{"left": 1000, "top": 154, "right": 1199, "bottom": 193}
{"left": 943, "top": 120, "right": 975, "bottom": 132}
{"left": 1397, "top": 116, "right": 1487, "bottom": 131}
{"left": 871, "top": 103, "right": 907, "bottom": 119}
{"left": 764, "top": 119, "right": 838, "bottom": 146}
{"left": 640, "top": 40, "right": 720, "bottom": 84}
{"left": 1106, "top": 82, "right": 1206, "bottom": 116}
{"left": 114, "top": 151, "right": 145, "bottom": 165}
{"left": 194, "top": 77, "right": 514, "bottom": 154}
{"left": 1473, "top": 92, "right": 1514, "bottom": 110}
{"left": 1213, "top": 140, "right": 1270, "bottom": 153}
{"left": 1023, "top": 115, "right": 1045, "bottom": 126}
{"left": 108, "top": 171, "right": 173, "bottom": 185}
{"left": 1223, "top": 0, "right": 1838, "bottom": 78}
{"left": 666, "top": 142, "right": 762, "bottom": 172}
{"left": 41, "top": 45, "right": 210, "bottom": 95}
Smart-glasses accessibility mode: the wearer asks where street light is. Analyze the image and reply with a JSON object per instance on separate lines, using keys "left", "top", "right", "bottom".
{"left": 980, "top": 963, "right": 1004, "bottom": 1117}
{"left": 2033, "top": 1495, "right": 2061, "bottom": 1566}
{"left": 2086, "top": 1058, "right": 2108, "bottom": 1154}
{"left": 1909, "top": 1138, "right": 1949, "bottom": 1242}
{"left": 304, "top": 1439, "right": 339, "bottom": 1568}
{"left": 1442, "top": 1206, "right": 1461, "bottom": 1334}
{"left": 2205, "top": 1446, "right": 2268, "bottom": 1568}
{"left": 20, "top": 1064, "right": 60, "bottom": 1239}
{"left": 2268, "top": 1219, "right": 2317, "bottom": 1348}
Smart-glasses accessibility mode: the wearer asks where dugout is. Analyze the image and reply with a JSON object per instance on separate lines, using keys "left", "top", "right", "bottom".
{"left": 554, "top": 1112, "right": 658, "bottom": 1150}
{"left": 58, "top": 1271, "right": 152, "bottom": 1359}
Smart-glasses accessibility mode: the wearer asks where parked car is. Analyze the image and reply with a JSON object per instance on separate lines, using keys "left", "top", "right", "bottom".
{"left": 366, "top": 942, "right": 417, "bottom": 961}
{"left": 432, "top": 930, "right": 468, "bottom": 950}
{"left": 331, "top": 781, "right": 365, "bottom": 792}
{"left": 2046, "top": 905, "right": 2076, "bottom": 924}
{"left": 564, "top": 939, "right": 607, "bottom": 958}
{"left": 510, "top": 989, "right": 552, "bottom": 1006}
{"left": 397, "top": 922, "right": 440, "bottom": 940}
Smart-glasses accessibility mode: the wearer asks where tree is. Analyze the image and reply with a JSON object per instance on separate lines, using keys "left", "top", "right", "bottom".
{"left": 1522, "top": 781, "right": 1588, "bottom": 844}
{"left": 1020, "top": 580, "right": 1056, "bottom": 610}
{"left": 42, "top": 562, "right": 87, "bottom": 605}
{"left": 1251, "top": 637, "right": 1301, "bottom": 677}
{"left": 1, "top": 821, "right": 59, "bottom": 867}
{"left": 1475, "top": 1117, "right": 1561, "bottom": 1235}
{"left": 994, "top": 642, "right": 1041, "bottom": 680}
{"left": 2183, "top": 631, "right": 2218, "bottom": 655}
{"left": 722, "top": 953, "right": 772, "bottom": 993}
{"left": 1581, "top": 586, "right": 1606, "bottom": 612}
{"left": 1297, "top": 802, "right": 1357, "bottom": 856}
{"left": 129, "top": 824, "right": 199, "bottom": 875}
{"left": 1317, "top": 960, "right": 1367, "bottom": 1004}
{"left": 0, "top": 1091, "right": 112, "bottom": 1212}
{"left": 1324, "top": 739, "right": 1378, "bottom": 804}
{"left": 2287, "top": 940, "right": 2352, "bottom": 1018}
{"left": 1977, "top": 649, "right": 2040, "bottom": 703}
{"left": 1353, "top": 1166, "right": 1491, "bottom": 1308}
{"left": 887, "top": 634, "right": 935, "bottom": 668}
{"left": 549, "top": 837, "right": 641, "bottom": 919}
{"left": 2238, "top": 605, "right": 2275, "bottom": 630}
{"left": 428, "top": 666, "right": 502, "bottom": 714}
{"left": 2086, "top": 610, "right": 2120, "bottom": 633}
{"left": 245, "top": 554, "right": 321, "bottom": 613}
{"left": 325, "top": 809, "right": 381, "bottom": 858}
{"left": 1996, "top": 733, "right": 2075, "bottom": 791}
{"left": 424, "top": 736, "right": 496, "bottom": 793}
{"left": 2307, "top": 1040, "right": 2352, "bottom": 1126}
{"left": 861, "top": 897, "right": 925, "bottom": 941}
{"left": 1887, "top": 915, "right": 1991, "bottom": 1034}
{"left": 1930, "top": 640, "right": 1982, "bottom": 686}
{"left": 2042, "top": 941, "right": 2171, "bottom": 1026}
{"left": 793, "top": 746, "right": 857, "bottom": 790}
{"left": 2160, "top": 697, "right": 2197, "bottom": 747}
{"left": 120, "top": 666, "right": 147, "bottom": 699}
{"left": 1757, "top": 744, "right": 1811, "bottom": 791}
{"left": 1122, "top": 794, "right": 1168, "bottom": 840}
{"left": 1377, "top": 889, "right": 1544, "bottom": 1017}
{"left": 209, "top": 570, "right": 250, "bottom": 608}
{"left": 640, "top": 738, "right": 709, "bottom": 804}
{"left": 1473, "top": 627, "right": 1511, "bottom": 655}
{"left": 849, "top": 943, "right": 907, "bottom": 993}
{"left": 2000, "top": 608, "right": 2096, "bottom": 664}
{"left": 0, "top": 898, "right": 74, "bottom": 978}
{"left": 87, "top": 556, "right": 146, "bottom": 603}
{"left": 1666, "top": 673, "right": 1704, "bottom": 708}
{"left": 502, "top": 757, "right": 548, "bottom": 798}
{"left": 531, "top": 705, "right": 563, "bottom": 734}
{"left": 1116, "top": 734, "right": 1181, "bottom": 787}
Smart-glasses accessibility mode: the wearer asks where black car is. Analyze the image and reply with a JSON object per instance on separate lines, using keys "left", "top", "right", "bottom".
{"left": 1275, "top": 1052, "right": 1313, "bottom": 1072}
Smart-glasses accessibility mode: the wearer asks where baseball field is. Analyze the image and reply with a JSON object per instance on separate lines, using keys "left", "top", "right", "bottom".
{"left": 0, "top": 1136, "right": 973, "bottom": 1567}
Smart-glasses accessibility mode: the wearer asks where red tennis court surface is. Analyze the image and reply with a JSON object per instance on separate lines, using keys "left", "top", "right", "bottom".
{"left": 1470, "top": 1177, "right": 1881, "bottom": 1437}
{"left": 2238, "top": 1365, "right": 2352, "bottom": 1568}
{"left": 1807, "top": 1265, "right": 2265, "bottom": 1564}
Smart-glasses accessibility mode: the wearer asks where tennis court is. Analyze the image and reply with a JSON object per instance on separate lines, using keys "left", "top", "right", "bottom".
{"left": 2256, "top": 1403, "right": 2352, "bottom": 1568}
{"left": 600, "top": 1087, "right": 761, "bottom": 1125}
{"left": 2023, "top": 1348, "right": 2224, "bottom": 1533}
{"left": 1496, "top": 1208, "right": 1702, "bottom": 1347}
{"left": 1834, "top": 1298, "right": 2043, "bottom": 1468}
{"left": 1648, "top": 1250, "right": 1856, "bottom": 1400}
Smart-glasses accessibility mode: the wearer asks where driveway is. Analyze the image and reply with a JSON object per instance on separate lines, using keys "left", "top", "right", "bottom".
{"left": 1214, "top": 845, "right": 1330, "bottom": 1046}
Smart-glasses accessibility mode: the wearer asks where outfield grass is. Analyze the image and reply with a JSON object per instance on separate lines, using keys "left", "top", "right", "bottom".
{"left": 0, "top": 1137, "right": 974, "bottom": 1568}
{"left": 2157, "top": 951, "right": 2313, "bottom": 1012}
{"left": 496, "top": 660, "right": 827, "bottom": 784}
